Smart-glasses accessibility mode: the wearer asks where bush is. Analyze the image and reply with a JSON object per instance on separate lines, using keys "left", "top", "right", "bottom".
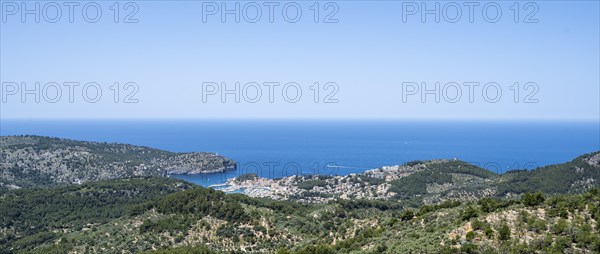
{"left": 498, "top": 223, "right": 511, "bottom": 241}
{"left": 472, "top": 219, "right": 487, "bottom": 231}
{"left": 400, "top": 210, "right": 415, "bottom": 221}
{"left": 484, "top": 228, "right": 494, "bottom": 238}
{"left": 478, "top": 198, "right": 498, "bottom": 213}
{"left": 529, "top": 219, "right": 547, "bottom": 233}
{"left": 461, "top": 206, "right": 479, "bottom": 221}
{"left": 460, "top": 243, "right": 478, "bottom": 253}
{"left": 552, "top": 219, "right": 568, "bottom": 235}
{"left": 466, "top": 231, "right": 475, "bottom": 241}
{"left": 521, "top": 192, "right": 545, "bottom": 207}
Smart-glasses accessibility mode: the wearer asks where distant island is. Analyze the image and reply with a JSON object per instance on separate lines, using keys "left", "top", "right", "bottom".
{"left": 0, "top": 135, "right": 236, "bottom": 189}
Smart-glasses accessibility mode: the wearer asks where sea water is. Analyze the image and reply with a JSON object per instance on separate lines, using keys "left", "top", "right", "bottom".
{"left": 1, "top": 119, "right": 598, "bottom": 187}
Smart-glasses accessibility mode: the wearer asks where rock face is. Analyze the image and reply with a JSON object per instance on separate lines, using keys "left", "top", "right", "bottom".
{"left": 584, "top": 152, "right": 600, "bottom": 167}
{"left": 0, "top": 136, "right": 236, "bottom": 188}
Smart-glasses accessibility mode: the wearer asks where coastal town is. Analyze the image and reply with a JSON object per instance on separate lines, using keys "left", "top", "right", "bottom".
{"left": 211, "top": 160, "right": 452, "bottom": 203}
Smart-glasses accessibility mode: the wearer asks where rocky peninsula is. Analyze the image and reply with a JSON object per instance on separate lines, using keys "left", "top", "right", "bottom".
{"left": 0, "top": 135, "right": 236, "bottom": 188}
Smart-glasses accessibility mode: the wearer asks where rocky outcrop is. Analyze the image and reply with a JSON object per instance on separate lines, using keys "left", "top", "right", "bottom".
{"left": 584, "top": 152, "right": 600, "bottom": 167}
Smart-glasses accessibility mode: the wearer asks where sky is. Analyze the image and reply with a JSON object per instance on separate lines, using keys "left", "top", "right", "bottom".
{"left": 1, "top": 1, "right": 599, "bottom": 121}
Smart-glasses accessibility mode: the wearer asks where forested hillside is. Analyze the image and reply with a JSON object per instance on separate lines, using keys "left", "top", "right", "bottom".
{"left": 1, "top": 177, "right": 599, "bottom": 253}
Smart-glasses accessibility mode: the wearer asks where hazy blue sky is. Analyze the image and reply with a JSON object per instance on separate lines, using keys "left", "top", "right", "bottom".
{"left": 1, "top": 1, "right": 598, "bottom": 120}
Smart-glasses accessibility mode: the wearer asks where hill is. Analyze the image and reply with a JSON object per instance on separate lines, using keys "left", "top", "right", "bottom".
{"left": 1, "top": 177, "right": 599, "bottom": 253}
{"left": 496, "top": 151, "right": 600, "bottom": 195}
{"left": 0, "top": 136, "right": 236, "bottom": 188}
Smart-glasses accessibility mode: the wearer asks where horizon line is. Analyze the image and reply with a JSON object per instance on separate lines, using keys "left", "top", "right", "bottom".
{"left": 1, "top": 117, "right": 599, "bottom": 123}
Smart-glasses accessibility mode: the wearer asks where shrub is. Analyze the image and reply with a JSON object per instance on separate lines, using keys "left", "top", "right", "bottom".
{"left": 472, "top": 219, "right": 487, "bottom": 231}
{"left": 498, "top": 223, "right": 511, "bottom": 241}
{"left": 530, "top": 219, "right": 547, "bottom": 233}
{"left": 484, "top": 228, "right": 494, "bottom": 238}
{"left": 521, "top": 192, "right": 545, "bottom": 207}
{"left": 466, "top": 231, "right": 475, "bottom": 241}
{"left": 461, "top": 206, "right": 479, "bottom": 221}
{"left": 478, "top": 198, "right": 498, "bottom": 213}
{"left": 552, "top": 219, "right": 568, "bottom": 235}
{"left": 400, "top": 210, "right": 415, "bottom": 221}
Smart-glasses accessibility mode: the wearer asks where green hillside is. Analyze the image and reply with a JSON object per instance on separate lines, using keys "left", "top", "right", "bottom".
{"left": 1, "top": 136, "right": 599, "bottom": 253}
{"left": 1, "top": 177, "right": 599, "bottom": 253}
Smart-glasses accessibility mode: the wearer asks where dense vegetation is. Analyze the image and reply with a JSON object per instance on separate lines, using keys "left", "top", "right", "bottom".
{"left": 496, "top": 153, "right": 600, "bottom": 195}
{"left": 2, "top": 175, "right": 599, "bottom": 253}
{"left": 383, "top": 154, "right": 600, "bottom": 206}
{"left": 0, "top": 177, "right": 193, "bottom": 253}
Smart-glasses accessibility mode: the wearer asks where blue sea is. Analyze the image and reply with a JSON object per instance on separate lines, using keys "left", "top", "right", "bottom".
{"left": 1, "top": 120, "right": 598, "bottom": 187}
